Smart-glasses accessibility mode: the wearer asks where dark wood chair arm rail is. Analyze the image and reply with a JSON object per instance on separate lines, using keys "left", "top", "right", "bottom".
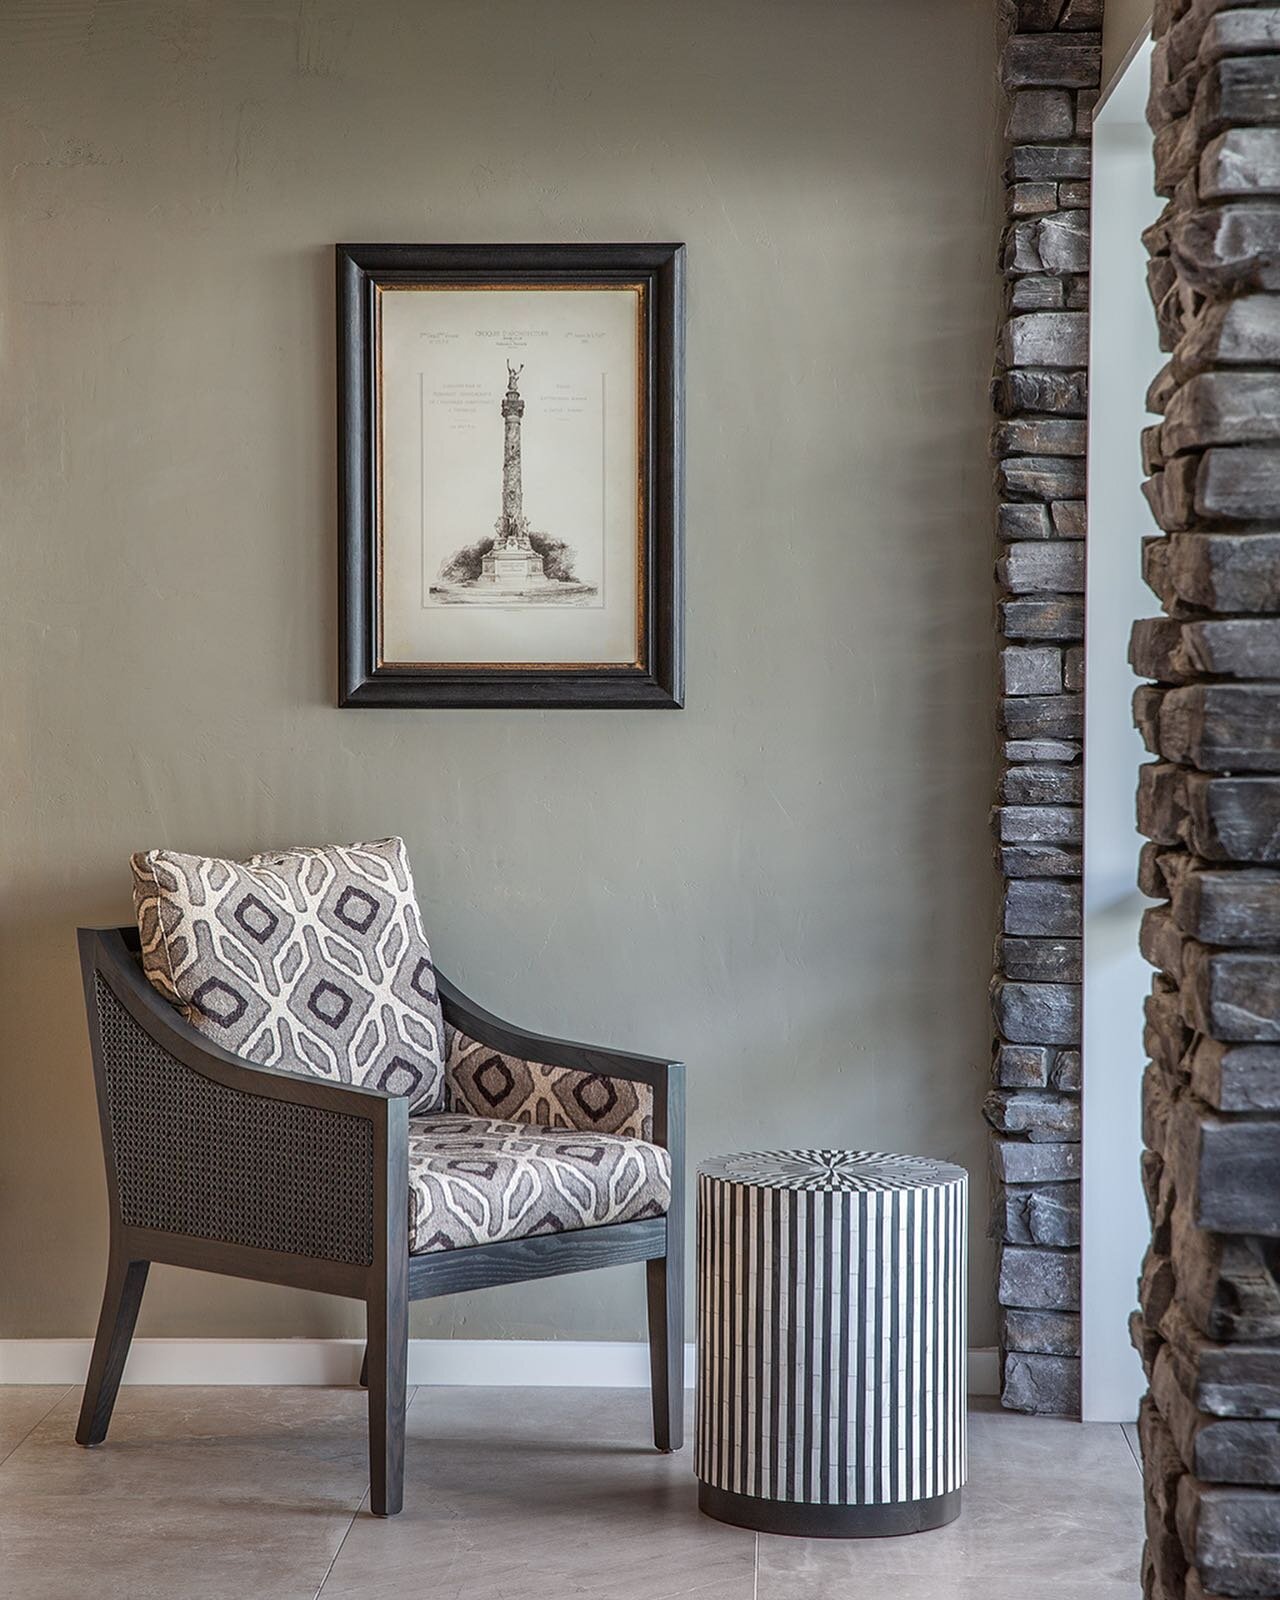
{"left": 436, "top": 970, "right": 685, "bottom": 1146}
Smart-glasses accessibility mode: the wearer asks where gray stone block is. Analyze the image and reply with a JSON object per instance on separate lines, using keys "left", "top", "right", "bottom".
{"left": 991, "top": 1137, "right": 1082, "bottom": 1183}
{"left": 1003, "top": 310, "right": 1090, "bottom": 368}
{"left": 993, "top": 367, "right": 1088, "bottom": 417}
{"left": 1201, "top": 128, "right": 1280, "bottom": 201}
{"left": 1002, "top": 1351, "right": 1081, "bottom": 1414}
{"left": 1001, "top": 645, "right": 1063, "bottom": 696}
{"left": 1198, "top": 445, "right": 1280, "bottom": 521}
{"left": 1003, "top": 738, "right": 1081, "bottom": 762}
{"left": 1007, "top": 89, "right": 1075, "bottom": 141}
{"left": 1188, "top": 1038, "right": 1280, "bottom": 1115}
{"left": 999, "top": 843, "right": 1082, "bottom": 878}
{"left": 1184, "top": 618, "right": 1280, "bottom": 680}
{"left": 1000, "top": 595, "right": 1086, "bottom": 641}
{"left": 1168, "top": 532, "right": 1280, "bottom": 613}
{"left": 994, "top": 805, "right": 1082, "bottom": 845}
{"left": 1172, "top": 204, "right": 1280, "bottom": 296}
{"left": 998, "top": 540, "right": 1086, "bottom": 593}
{"left": 993, "top": 1043, "right": 1053, "bottom": 1089}
{"left": 991, "top": 980, "right": 1082, "bottom": 1045}
{"left": 1004, "top": 878, "right": 1082, "bottom": 937}
{"left": 998, "top": 501, "right": 1053, "bottom": 541}
{"left": 1050, "top": 498, "right": 1086, "bottom": 536}
{"left": 1159, "top": 685, "right": 1280, "bottom": 773}
{"left": 1175, "top": 295, "right": 1280, "bottom": 382}
{"left": 1052, "top": 1048, "right": 1081, "bottom": 1090}
{"left": 1185, "top": 774, "right": 1280, "bottom": 863}
{"left": 1154, "top": 1345, "right": 1280, "bottom": 1484}
{"left": 1001, "top": 693, "right": 1084, "bottom": 739}
{"left": 1168, "top": 1088, "right": 1280, "bottom": 1234}
{"left": 1177, "top": 1476, "right": 1280, "bottom": 1595}
{"left": 1173, "top": 868, "right": 1280, "bottom": 947}
{"left": 994, "top": 1180, "right": 1081, "bottom": 1245}
{"left": 1001, "top": 1306, "right": 1081, "bottom": 1357}
{"left": 1004, "top": 211, "right": 1090, "bottom": 275}
{"left": 998, "top": 454, "right": 1088, "bottom": 501}
{"left": 1009, "top": 182, "right": 1060, "bottom": 221}
{"left": 985, "top": 1090, "right": 1082, "bottom": 1142}
{"left": 994, "top": 417, "right": 1087, "bottom": 456}
{"left": 998, "top": 1245, "right": 1081, "bottom": 1311}
{"left": 1165, "top": 372, "right": 1280, "bottom": 455}
{"left": 1009, "top": 148, "right": 1093, "bottom": 187}
{"left": 1010, "top": 273, "right": 1065, "bottom": 310}
{"left": 1170, "top": 1211, "right": 1280, "bottom": 1344}
{"left": 1000, "top": 763, "right": 1082, "bottom": 805}
{"left": 1162, "top": 1301, "right": 1280, "bottom": 1419}
{"left": 1002, "top": 33, "right": 1102, "bottom": 90}
{"left": 997, "top": 935, "right": 1082, "bottom": 983}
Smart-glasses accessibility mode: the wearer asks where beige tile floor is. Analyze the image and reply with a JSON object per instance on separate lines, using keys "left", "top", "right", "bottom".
{"left": 0, "top": 1387, "right": 1142, "bottom": 1599}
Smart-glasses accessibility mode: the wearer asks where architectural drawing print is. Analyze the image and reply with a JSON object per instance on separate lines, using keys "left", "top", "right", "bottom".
{"left": 429, "top": 362, "right": 599, "bottom": 607}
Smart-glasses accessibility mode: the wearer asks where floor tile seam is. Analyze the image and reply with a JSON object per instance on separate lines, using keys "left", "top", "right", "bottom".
{"left": 0, "top": 1385, "right": 74, "bottom": 1472}
{"left": 315, "top": 1384, "right": 417, "bottom": 1598}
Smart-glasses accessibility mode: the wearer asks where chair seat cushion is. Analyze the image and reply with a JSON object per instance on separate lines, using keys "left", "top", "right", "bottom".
{"left": 406, "top": 1114, "right": 671, "bottom": 1253}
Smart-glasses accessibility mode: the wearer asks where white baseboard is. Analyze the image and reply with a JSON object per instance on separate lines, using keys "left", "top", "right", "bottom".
{"left": 0, "top": 1338, "right": 1000, "bottom": 1394}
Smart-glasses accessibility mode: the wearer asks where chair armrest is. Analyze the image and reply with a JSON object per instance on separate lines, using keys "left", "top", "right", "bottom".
{"left": 79, "top": 928, "right": 408, "bottom": 1273}
{"left": 435, "top": 969, "right": 684, "bottom": 1156}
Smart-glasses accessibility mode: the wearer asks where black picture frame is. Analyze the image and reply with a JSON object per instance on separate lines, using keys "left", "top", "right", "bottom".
{"left": 336, "top": 242, "right": 685, "bottom": 709}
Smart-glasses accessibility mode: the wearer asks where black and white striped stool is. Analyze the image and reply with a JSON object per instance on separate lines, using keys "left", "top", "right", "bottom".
{"left": 695, "top": 1150, "right": 968, "bottom": 1538}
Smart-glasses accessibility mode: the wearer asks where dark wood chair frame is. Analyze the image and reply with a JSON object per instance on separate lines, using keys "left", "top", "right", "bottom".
{"left": 74, "top": 926, "right": 685, "bottom": 1516}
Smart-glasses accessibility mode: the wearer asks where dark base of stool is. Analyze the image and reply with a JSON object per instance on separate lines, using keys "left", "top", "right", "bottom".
{"left": 698, "top": 1482, "right": 962, "bottom": 1539}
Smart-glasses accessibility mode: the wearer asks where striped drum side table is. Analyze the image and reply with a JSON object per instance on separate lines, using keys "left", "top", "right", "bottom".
{"left": 695, "top": 1150, "right": 968, "bottom": 1538}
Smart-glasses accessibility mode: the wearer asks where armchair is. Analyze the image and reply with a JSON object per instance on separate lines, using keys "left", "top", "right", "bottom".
{"left": 75, "top": 926, "right": 684, "bottom": 1516}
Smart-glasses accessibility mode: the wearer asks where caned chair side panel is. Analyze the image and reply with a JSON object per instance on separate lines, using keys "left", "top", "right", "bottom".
{"left": 91, "top": 971, "right": 377, "bottom": 1266}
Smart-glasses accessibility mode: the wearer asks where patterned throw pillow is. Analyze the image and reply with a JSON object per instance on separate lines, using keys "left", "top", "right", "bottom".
{"left": 131, "top": 838, "right": 445, "bottom": 1111}
{"left": 444, "top": 1025, "right": 654, "bottom": 1140}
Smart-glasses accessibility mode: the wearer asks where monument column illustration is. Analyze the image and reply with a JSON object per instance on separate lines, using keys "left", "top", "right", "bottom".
{"left": 479, "top": 361, "right": 548, "bottom": 588}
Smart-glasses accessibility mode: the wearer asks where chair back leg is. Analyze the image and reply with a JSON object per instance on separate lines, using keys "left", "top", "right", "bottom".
{"left": 366, "top": 1271, "right": 408, "bottom": 1516}
{"left": 76, "top": 1254, "right": 150, "bottom": 1447}
{"left": 646, "top": 1245, "right": 684, "bottom": 1452}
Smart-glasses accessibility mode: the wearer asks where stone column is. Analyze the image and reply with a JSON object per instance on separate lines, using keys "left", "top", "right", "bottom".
{"left": 1134, "top": 9, "right": 1280, "bottom": 1597}
{"left": 988, "top": 0, "right": 1100, "bottom": 1417}
{"left": 501, "top": 377, "right": 526, "bottom": 543}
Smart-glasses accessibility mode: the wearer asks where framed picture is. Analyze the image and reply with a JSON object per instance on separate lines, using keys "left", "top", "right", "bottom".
{"left": 336, "top": 242, "right": 684, "bottom": 708}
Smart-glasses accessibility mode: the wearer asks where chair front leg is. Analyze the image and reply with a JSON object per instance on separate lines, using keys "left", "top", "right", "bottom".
{"left": 76, "top": 1252, "right": 150, "bottom": 1447}
{"left": 646, "top": 1236, "right": 684, "bottom": 1452}
{"left": 366, "top": 1254, "right": 408, "bottom": 1516}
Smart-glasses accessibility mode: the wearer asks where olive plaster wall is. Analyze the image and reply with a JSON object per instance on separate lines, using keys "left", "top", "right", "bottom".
{"left": 0, "top": 0, "right": 1003, "bottom": 1346}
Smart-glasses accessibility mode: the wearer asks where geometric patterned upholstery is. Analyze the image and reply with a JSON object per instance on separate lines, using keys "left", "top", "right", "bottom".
{"left": 131, "top": 839, "right": 445, "bottom": 1112}
{"left": 406, "top": 1114, "right": 670, "bottom": 1253}
{"left": 444, "top": 1025, "right": 654, "bottom": 1140}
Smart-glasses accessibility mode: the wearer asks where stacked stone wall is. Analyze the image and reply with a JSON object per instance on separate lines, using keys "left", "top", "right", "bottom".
{"left": 1135, "top": 3, "right": 1280, "bottom": 1594}
{"left": 989, "top": 0, "right": 1101, "bottom": 1416}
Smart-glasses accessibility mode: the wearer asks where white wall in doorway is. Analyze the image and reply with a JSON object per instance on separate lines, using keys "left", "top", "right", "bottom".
{"left": 1082, "top": 33, "right": 1161, "bottom": 1424}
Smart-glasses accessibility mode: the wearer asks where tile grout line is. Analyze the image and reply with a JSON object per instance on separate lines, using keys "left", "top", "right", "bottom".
{"left": 0, "top": 1385, "right": 75, "bottom": 1473}
{"left": 314, "top": 1384, "right": 417, "bottom": 1600}
{"left": 1121, "top": 1422, "right": 1142, "bottom": 1475}
{"left": 753, "top": 1531, "right": 759, "bottom": 1600}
